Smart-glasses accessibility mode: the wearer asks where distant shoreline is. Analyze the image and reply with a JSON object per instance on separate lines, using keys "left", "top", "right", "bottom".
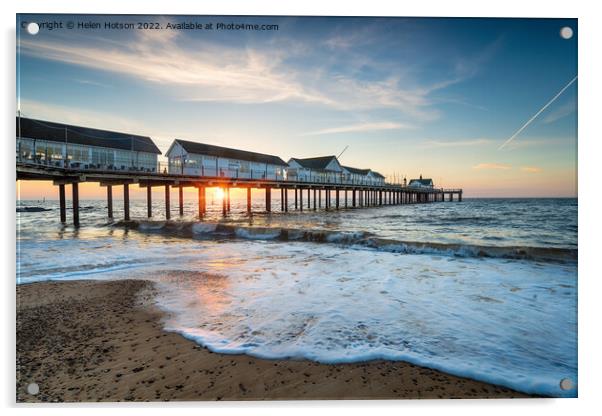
{"left": 16, "top": 279, "right": 534, "bottom": 402}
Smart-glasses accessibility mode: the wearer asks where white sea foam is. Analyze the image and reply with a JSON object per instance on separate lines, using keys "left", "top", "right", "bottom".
{"left": 324, "top": 231, "right": 366, "bottom": 243}
{"left": 138, "top": 221, "right": 167, "bottom": 231}
{"left": 17, "top": 230, "right": 577, "bottom": 397}
{"left": 192, "top": 222, "right": 218, "bottom": 234}
{"left": 149, "top": 241, "right": 576, "bottom": 397}
{"left": 234, "top": 227, "right": 281, "bottom": 240}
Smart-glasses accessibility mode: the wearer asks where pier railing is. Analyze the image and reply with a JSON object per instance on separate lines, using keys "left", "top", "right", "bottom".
{"left": 16, "top": 157, "right": 392, "bottom": 187}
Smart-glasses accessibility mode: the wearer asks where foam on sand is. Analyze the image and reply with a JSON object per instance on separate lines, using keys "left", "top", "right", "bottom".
{"left": 17, "top": 228, "right": 578, "bottom": 398}
{"left": 148, "top": 241, "right": 577, "bottom": 398}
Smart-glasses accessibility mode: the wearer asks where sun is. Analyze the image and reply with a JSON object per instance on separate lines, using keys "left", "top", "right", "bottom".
{"left": 214, "top": 187, "right": 225, "bottom": 201}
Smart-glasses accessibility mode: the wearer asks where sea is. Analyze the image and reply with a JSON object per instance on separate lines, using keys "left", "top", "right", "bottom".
{"left": 16, "top": 195, "right": 578, "bottom": 397}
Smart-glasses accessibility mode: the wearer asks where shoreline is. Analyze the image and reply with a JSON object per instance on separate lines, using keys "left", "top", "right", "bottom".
{"left": 16, "top": 279, "right": 534, "bottom": 402}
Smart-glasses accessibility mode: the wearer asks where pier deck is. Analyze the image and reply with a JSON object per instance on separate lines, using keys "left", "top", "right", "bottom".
{"left": 17, "top": 161, "right": 463, "bottom": 226}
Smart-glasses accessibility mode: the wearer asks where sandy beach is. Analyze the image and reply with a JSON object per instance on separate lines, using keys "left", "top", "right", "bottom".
{"left": 16, "top": 279, "right": 533, "bottom": 402}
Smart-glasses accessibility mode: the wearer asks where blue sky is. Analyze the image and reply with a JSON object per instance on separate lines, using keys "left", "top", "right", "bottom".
{"left": 17, "top": 15, "right": 577, "bottom": 196}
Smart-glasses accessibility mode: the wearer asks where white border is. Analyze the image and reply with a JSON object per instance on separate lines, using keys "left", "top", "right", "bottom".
{"left": 3, "top": 1, "right": 601, "bottom": 415}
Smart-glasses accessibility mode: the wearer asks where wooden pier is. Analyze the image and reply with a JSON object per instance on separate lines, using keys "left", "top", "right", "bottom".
{"left": 17, "top": 162, "right": 463, "bottom": 226}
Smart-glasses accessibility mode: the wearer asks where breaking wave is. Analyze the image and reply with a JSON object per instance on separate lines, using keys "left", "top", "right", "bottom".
{"left": 17, "top": 206, "right": 52, "bottom": 212}
{"left": 116, "top": 220, "right": 577, "bottom": 263}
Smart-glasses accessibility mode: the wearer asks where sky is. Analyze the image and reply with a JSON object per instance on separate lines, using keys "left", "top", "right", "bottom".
{"left": 16, "top": 15, "right": 577, "bottom": 198}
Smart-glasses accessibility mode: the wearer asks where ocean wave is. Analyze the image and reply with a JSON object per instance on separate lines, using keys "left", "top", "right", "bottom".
{"left": 192, "top": 222, "right": 218, "bottom": 234}
{"left": 17, "top": 206, "right": 52, "bottom": 212}
{"left": 17, "top": 258, "right": 156, "bottom": 283}
{"left": 115, "top": 220, "right": 576, "bottom": 263}
{"left": 234, "top": 227, "right": 281, "bottom": 240}
{"left": 362, "top": 238, "right": 577, "bottom": 263}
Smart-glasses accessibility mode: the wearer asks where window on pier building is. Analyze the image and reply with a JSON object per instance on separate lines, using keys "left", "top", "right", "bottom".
{"left": 239, "top": 161, "right": 250, "bottom": 173}
{"left": 137, "top": 152, "right": 157, "bottom": 170}
{"left": 170, "top": 156, "right": 182, "bottom": 168}
{"left": 91, "top": 147, "right": 115, "bottom": 167}
{"left": 114, "top": 149, "right": 133, "bottom": 169}
{"left": 201, "top": 155, "right": 218, "bottom": 175}
{"left": 67, "top": 144, "right": 90, "bottom": 163}
{"left": 17, "top": 138, "right": 34, "bottom": 161}
{"left": 45, "top": 142, "right": 64, "bottom": 161}
{"left": 184, "top": 157, "right": 198, "bottom": 168}
{"left": 228, "top": 161, "right": 241, "bottom": 174}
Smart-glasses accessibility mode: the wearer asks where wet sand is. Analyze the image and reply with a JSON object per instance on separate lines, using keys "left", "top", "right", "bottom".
{"left": 16, "top": 279, "right": 533, "bottom": 402}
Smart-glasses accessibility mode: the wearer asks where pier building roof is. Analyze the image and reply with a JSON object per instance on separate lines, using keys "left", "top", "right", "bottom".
{"left": 288, "top": 156, "right": 342, "bottom": 171}
{"left": 342, "top": 166, "right": 371, "bottom": 176}
{"left": 16, "top": 117, "right": 162, "bottom": 154}
{"left": 169, "top": 139, "right": 288, "bottom": 166}
{"left": 409, "top": 177, "right": 434, "bottom": 187}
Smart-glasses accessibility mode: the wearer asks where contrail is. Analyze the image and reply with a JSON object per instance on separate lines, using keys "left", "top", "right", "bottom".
{"left": 499, "top": 75, "right": 577, "bottom": 150}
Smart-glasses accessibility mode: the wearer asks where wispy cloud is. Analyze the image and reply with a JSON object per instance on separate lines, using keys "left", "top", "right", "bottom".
{"left": 74, "top": 79, "right": 113, "bottom": 88}
{"left": 503, "top": 137, "right": 574, "bottom": 150}
{"left": 473, "top": 162, "right": 512, "bottom": 170}
{"left": 18, "top": 25, "right": 496, "bottom": 123}
{"left": 19, "top": 99, "right": 147, "bottom": 133}
{"left": 423, "top": 138, "right": 494, "bottom": 148}
{"left": 301, "top": 122, "right": 412, "bottom": 136}
{"left": 521, "top": 166, "right": 543, "bottom": 173}
{"left": 324, "top": 23, "right": 382, "bottom": 50}
{"left": 543, "top": 100, "right": 576, "bottom": 124}
{"left": 19, "top": 34, "right": 327, "bottom": 106}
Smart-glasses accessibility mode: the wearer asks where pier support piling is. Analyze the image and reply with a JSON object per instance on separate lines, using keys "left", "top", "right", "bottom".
{"left": 336, "top": 189, "right": 340, "bottom": 209}
{"left": 266, "top": 188, "right": 271, "bottom": 212}
{"left": 165, "top": 185, "right": 171, "bottom": 220}
{"left": 247, "top": 188, "right": 252, "bottom": 213}
{"left": 313, "top": 188, "right": 317, "bottom": 210}
{"left": 281, "top": 188, "right": 284, "bottom": 211}
{"left": 124, "top": 183, "right": 130, "bottom": 221}
{"left": 147, "top": 186, "right": 152, "bottom": 218}
{"left": 222, "top": 188, "right": 227, "bottom": 216}
{"left": 308, "top": 188, "right": 311, "bottom": 209}
{"left": 299, "top": 188, "right": 303, "bottom": 211}
{"left": 59, "top": 184, "right": 66, "bottom": 223}
{"left": 294, "top": 189, "right": 298, "bottom": 210}
{"left": 198, "top": 186, "right": 205, "bottom": 218}
{"left": 226, "top": 188, "right": 231, "bottom": 212}
{"left": 179, "top": 186, "right": 184, "bottom": 216}
{"left": 107, "top": 185, "right": 113, "bottom": 219}
{"left": 72, "top": 182, "right": 79, "bottom": 227}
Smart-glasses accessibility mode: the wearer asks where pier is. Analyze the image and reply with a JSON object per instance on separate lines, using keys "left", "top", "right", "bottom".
{"left": 17, "top": 161, "right": 463, "bottom": 226}
{"left": 16, "top": 117, "right": 463, "bottom": 226}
